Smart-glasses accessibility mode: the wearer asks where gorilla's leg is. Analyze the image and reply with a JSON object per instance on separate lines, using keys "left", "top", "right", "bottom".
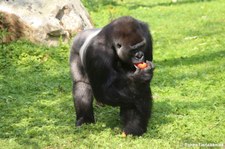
{"left": 73, "top": 81, "right": 95, "bottom": 126}
{"left": 70, "top": 49, "right": 95, "bottom": 126}
{"left": 120, "top": 100, "right": 151, "bottom": 136}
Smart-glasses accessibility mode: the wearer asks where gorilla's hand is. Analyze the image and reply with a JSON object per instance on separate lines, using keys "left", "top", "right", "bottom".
{"left": 133, "top": 61, "right": 154, "bottom": 83}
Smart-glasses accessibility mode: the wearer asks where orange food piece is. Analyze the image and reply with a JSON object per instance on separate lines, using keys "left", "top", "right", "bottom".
{"left": 135, "top": 62, "right": 148, "bottom": 69}
{"left": 122, "top": 132, "right": 127, "bottom": 137}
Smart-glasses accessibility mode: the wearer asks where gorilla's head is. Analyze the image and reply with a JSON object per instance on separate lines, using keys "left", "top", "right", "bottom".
{"left": 109, "top": 16, "right": 147, "bottom": 68}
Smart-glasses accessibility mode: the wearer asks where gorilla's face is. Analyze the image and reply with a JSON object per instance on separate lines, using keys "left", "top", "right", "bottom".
{"left": 110, "top": 18, "right": 147, "bottom": 69}
{"left": 114, "top": 39, "right": 146, "bottom": 66}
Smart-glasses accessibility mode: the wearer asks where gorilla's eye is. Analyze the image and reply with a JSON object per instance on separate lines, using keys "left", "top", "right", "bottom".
{"left": 116, "top": 43, "right": 122, "bottom": 48}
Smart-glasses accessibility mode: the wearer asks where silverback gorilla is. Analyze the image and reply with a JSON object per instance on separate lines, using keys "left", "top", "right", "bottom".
{"left": 70, "top": 16, "right": 154, "bottom": 136}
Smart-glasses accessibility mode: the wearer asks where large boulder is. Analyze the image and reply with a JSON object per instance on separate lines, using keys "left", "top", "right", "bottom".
{"left": 0, "top": 0, "right": 93, "bottom": 46}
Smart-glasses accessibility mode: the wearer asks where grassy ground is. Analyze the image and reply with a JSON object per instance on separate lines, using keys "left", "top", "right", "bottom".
{"left": 1, "top": 0, "right": 225, "bottom": 148}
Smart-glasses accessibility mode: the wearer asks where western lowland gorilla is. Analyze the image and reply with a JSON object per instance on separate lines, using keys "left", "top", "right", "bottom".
{"left": 70, "top": 16, "right": 154, "bottom": 136}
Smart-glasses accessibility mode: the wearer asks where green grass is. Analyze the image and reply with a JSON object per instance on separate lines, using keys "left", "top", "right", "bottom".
{"left": 1, "top": 0, "right": 225, "bottom": 148}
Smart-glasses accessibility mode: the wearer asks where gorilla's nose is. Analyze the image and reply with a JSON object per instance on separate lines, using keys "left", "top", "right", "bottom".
{"left": 135, "top": 51, "right": 144, "bottom": 59}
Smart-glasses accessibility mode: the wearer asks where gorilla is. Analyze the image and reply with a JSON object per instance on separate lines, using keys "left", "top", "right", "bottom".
{"left": 70, "top": 16, "right": 154, "bottom": 136}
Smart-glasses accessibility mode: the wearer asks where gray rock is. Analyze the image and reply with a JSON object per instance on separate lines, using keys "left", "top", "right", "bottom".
{"left": 0, "top": 0, "right": 93, "bottom": 46}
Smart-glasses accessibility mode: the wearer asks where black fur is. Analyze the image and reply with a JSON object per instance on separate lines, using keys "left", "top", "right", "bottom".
{"left": 70, "top": 16, "right": 154, "bottom": 136}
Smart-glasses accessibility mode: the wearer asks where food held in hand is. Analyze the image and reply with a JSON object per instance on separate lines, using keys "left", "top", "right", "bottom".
{"left": 135, "top": 62, "right": 148, "bottom": 69}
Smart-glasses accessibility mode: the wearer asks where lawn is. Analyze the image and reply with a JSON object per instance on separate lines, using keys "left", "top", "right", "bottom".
{"left": 0, "top": 0, "right": 225, "bottom": 148}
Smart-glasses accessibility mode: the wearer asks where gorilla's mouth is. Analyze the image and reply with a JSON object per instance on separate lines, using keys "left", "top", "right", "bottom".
{"left": 132, "top": 50, "right": 145, "bottom": 68}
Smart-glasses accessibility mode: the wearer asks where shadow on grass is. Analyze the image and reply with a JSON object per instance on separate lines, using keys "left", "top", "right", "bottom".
{"left": 126, "top": 0, "right": 213, "bottom": 9}
{"left": 0, "top": 41, "right": 74, "bottom": 148}
{"left": 156, "top": 50, "right": 224, "bottom": 67}
{"left": 0, "top": 73, "right": 73, "bottom": 148}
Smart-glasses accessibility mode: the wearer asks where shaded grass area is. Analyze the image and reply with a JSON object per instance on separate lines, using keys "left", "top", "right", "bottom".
{"left": 1, "top": 0, "right": 225, "bottom": 148}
